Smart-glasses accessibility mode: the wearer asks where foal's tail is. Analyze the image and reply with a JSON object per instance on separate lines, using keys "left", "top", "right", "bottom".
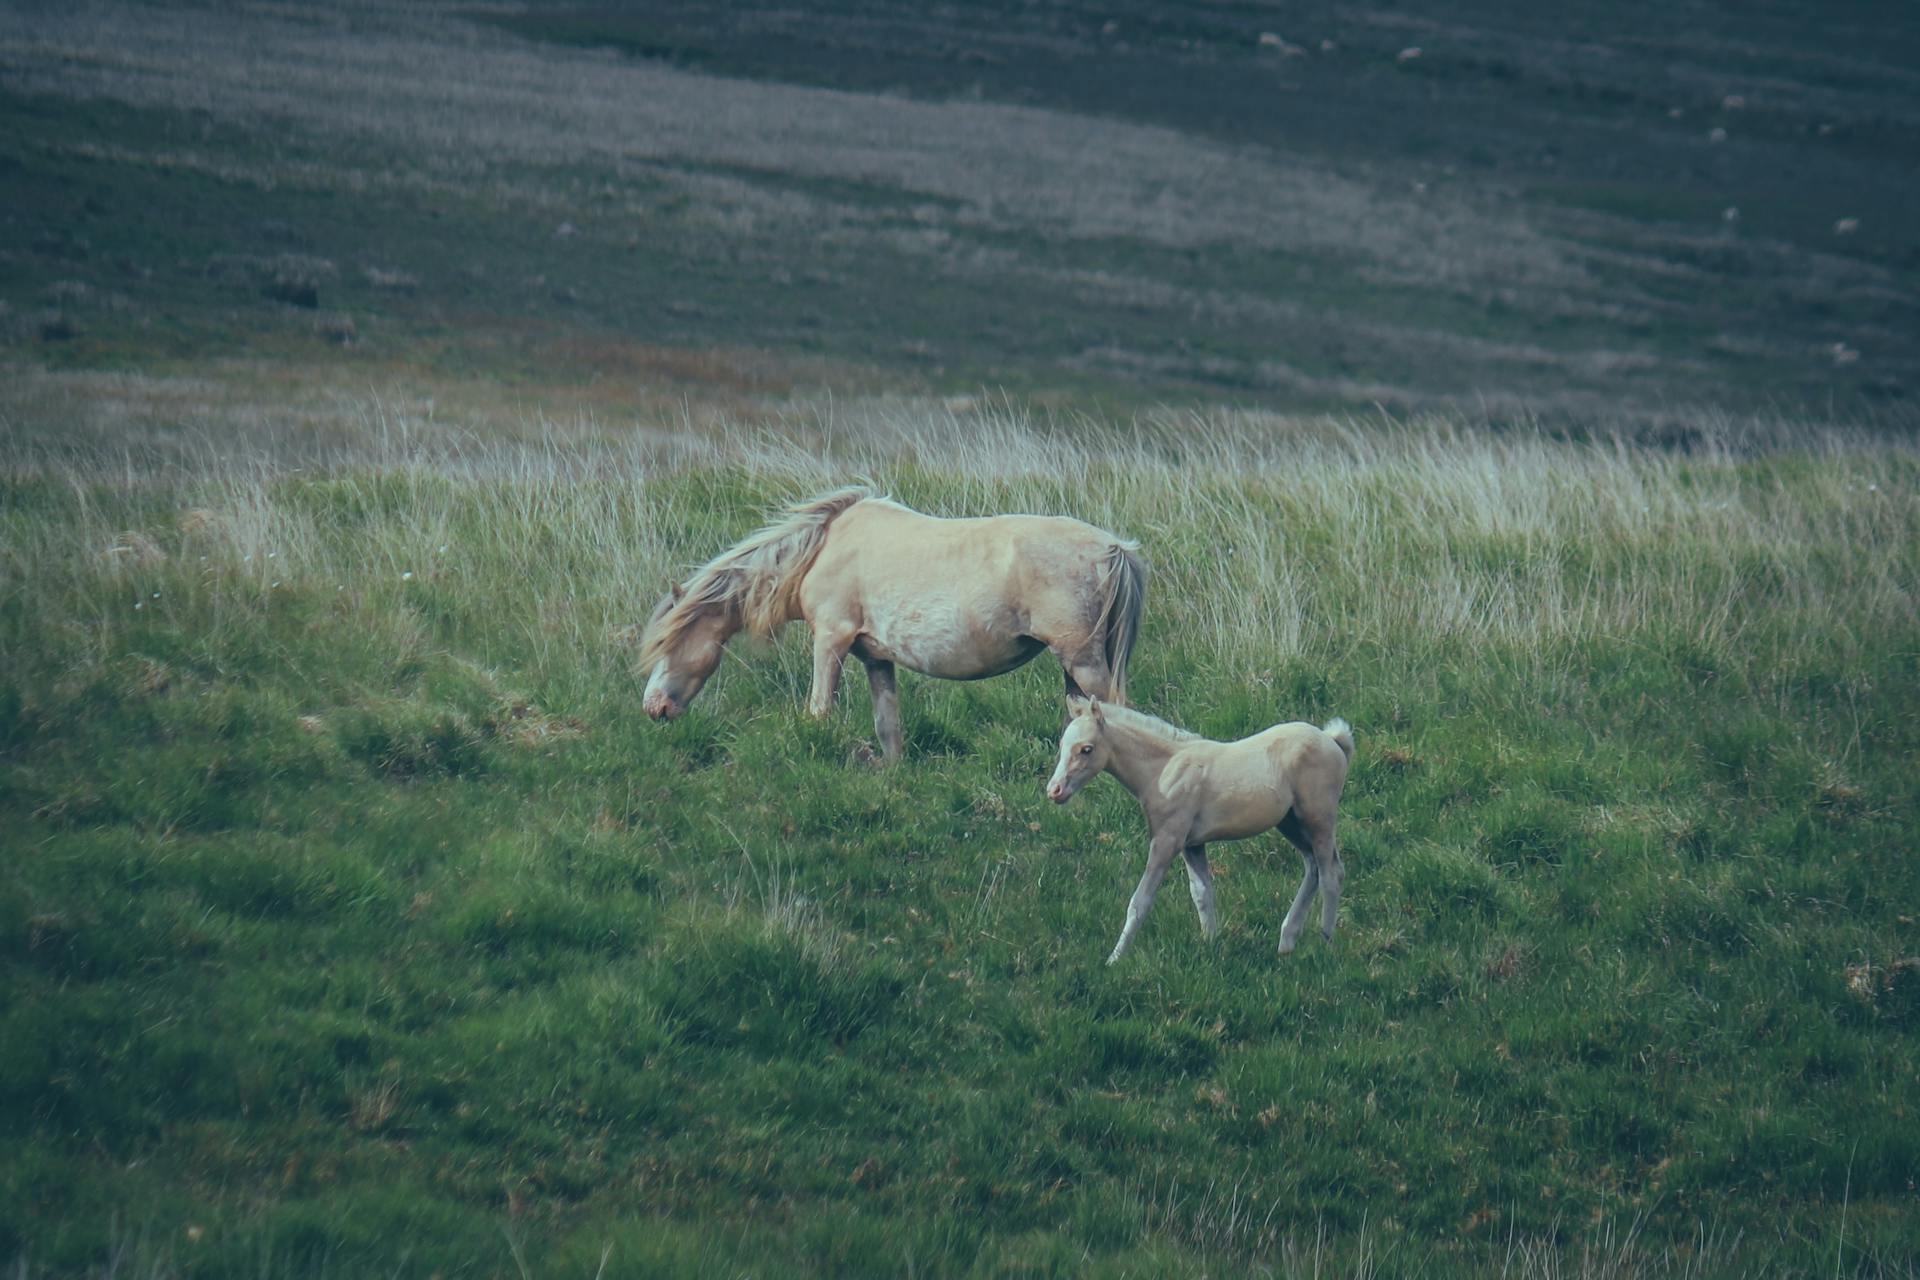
{"left": 1322, "top": 717, "right": 1355, "bottom": 762}
{"left": 1097, "top": 541, "right": 1148, "bottom": 706}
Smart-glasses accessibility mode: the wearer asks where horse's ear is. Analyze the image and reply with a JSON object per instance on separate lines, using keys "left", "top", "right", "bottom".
{"left": 669, "top": 580, "right": 685, "bottom": 602}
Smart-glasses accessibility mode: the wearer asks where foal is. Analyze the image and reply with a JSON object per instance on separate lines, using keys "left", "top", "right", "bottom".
{"left": 1045, "top": 697, "right": 1354, "bottom": 964}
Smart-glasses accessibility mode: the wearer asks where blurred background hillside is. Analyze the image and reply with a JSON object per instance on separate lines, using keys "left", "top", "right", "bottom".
{"left": 3, "top": 0, "right": 1916, "bottom": 436}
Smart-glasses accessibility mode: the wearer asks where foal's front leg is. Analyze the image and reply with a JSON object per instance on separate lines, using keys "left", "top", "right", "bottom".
{"left": 1108, "top": 832, "right": 1183, "bottom": 965}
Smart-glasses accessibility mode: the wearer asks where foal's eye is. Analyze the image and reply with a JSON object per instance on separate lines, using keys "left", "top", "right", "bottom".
{"left": 1078, "top": 744, "right": 1093, "bottom": 755}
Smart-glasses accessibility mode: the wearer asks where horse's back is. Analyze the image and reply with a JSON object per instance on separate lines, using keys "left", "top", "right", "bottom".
{"left": 803, "top": 502, "right": 1043, "bottom": 675}
{"left": 802, "top": 499, "right": 1129, "bottom": 677}
{"left": 816, "top": 502, "right": 1117, "bottom": 598}
{"left": 817, "top": 501, "right": 1021, "bottom": 592}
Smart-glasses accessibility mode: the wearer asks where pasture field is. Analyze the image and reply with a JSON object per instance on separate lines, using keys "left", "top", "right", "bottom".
{"left": 2, "top": 395, "right": 1918, "bottom": 1277}
{"left": 4, "top": 1, "right": 1920, "bottom": 1275}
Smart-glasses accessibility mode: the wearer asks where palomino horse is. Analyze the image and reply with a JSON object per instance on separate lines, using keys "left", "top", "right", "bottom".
{"left": 1045, "top": 696, "right": 1354, "bottom": 963}
{"left": 640, "top": 486, "right": 1146, "bottom": 762}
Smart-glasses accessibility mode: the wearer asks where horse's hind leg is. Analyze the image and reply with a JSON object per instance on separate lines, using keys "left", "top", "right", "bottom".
{"left": 1276, "top": 814, "right": 1320, "bottom": 955}
{"left": 862, "top": 657, "right": 905, "bottom": 763}
{"left": 1183, "top": 844, "right": 1218, "bottom": 941}
{"left": 1056, "top": 645, "right": 1114, "bottom": 704}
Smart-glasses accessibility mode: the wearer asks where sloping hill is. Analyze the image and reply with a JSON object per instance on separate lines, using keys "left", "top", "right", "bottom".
{"left": 3, "top": 0, "right": 1915, "bottom": 423}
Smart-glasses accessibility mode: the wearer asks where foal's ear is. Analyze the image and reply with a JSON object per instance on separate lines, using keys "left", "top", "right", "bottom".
{"left": 1086, "top": 696, "right": 1105, "bottom": 724}
{"left": 1066, "top": 694, "right": 1094, "bottom": 720}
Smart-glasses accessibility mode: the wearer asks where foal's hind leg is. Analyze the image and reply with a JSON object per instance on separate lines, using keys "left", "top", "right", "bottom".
{"left": 1280, "top": 808, "right": 1344, "bottom": 948}
{"left": 1276, "top": 814, "right": 1320, "bottom": 955}
{"left": 1183, "top": 845, "right": 1218, "bottom": 942}
{"left": 1313, "top": 825, "right": 1344, "bottom": 943}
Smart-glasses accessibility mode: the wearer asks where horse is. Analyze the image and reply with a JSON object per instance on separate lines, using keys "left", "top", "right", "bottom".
{"left": 639, "top": 485, "right": 1146, "bottom": 762}
{"left": 1044, "top": 696, "right": 1354, "bottom": 964}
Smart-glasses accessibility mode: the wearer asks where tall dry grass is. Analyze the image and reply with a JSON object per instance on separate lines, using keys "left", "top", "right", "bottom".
{"left": 7, "top": 390, "right": 1913, "bottom": 717}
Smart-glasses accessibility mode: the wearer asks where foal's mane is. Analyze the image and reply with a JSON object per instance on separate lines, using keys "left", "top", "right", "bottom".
{"left": 640, "top": 484, "right": 875, "bottom": 666}
{"left": 1097, "top": 702, "right": 1201, "bottom": 747}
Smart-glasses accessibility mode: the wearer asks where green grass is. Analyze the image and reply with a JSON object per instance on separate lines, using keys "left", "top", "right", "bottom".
{"left": 6, "top": 4, "right": 1915, "bottom": 1271}
{"left": 3, "top": 412, "right": 1917, "bottom": 1276}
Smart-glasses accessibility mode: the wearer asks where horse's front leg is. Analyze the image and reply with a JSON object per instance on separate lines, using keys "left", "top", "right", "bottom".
{"left": 807, "top": 621, "right": 857, "bottom": 718}
{"left": 1108, "top": 833, "right": 1182, "bottom": 965}
{"left": 862, "top": 657, "right": 904, "bottom": 763}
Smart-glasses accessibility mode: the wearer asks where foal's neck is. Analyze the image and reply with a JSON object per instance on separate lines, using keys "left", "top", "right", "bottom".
{"left": 1101, "top": 719, "right": 1181, "bottom": 801}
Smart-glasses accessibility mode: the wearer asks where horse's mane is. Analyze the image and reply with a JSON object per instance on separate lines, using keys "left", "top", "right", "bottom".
{"left": 640, "top": 484, "right": 875, "bottom": 666}
{"left": 1098, "top": 702, "right": 1201, "bottom": 747}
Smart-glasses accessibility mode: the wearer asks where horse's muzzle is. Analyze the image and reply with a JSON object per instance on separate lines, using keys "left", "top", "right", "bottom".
{"left": 643, "top": 690, "right": 682, "bottom": 720}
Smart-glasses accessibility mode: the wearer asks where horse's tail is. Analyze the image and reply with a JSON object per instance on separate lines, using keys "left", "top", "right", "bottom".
{"left": 1322, "top": 717, "right": 1355, "bottom": 762}
{"left": 732, "top": 484, "right": 873, "bottom": 638}
{"left": 1096, "top": 540, "right": 1147, "bottom": 706}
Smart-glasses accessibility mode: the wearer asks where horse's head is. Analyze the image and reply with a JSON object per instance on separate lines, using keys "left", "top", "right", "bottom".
{"left": 1047, "top": 695, "right": 1110, "bottom": 804}
{"left": 640, "top": 580, "right": 737, "bottom": 720}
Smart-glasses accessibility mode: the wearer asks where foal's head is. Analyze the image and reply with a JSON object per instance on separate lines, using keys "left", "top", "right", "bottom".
{"left": 1046, "top": 696, "right": 1111, "bottom": 804}
{"left": 639, "top": 580, "right": 739, "bottom": 720}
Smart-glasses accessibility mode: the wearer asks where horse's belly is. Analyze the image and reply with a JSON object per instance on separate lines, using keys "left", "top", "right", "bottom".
{"left": 858, "top": 604, "right": 1040, "bottom": 679}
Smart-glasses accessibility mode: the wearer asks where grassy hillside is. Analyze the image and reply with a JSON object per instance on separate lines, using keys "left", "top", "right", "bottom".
{"left": 3, "top": 0, "right": 1916, "bottom": 422}
{"left": 3, "top": 409, "right": 1917, "bottom": 1276}
{"left": 4, "top": 2, "right": 1919, "bottom": 1275}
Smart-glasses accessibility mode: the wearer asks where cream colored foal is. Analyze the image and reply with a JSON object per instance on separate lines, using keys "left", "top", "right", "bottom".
{"left": 1046, "top": 697, "right": 1354, "bottom": 963}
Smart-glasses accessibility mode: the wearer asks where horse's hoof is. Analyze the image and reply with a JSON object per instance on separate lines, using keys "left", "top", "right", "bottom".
{"left": 848, "top": 743, "right": 879, "bottom": 767}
